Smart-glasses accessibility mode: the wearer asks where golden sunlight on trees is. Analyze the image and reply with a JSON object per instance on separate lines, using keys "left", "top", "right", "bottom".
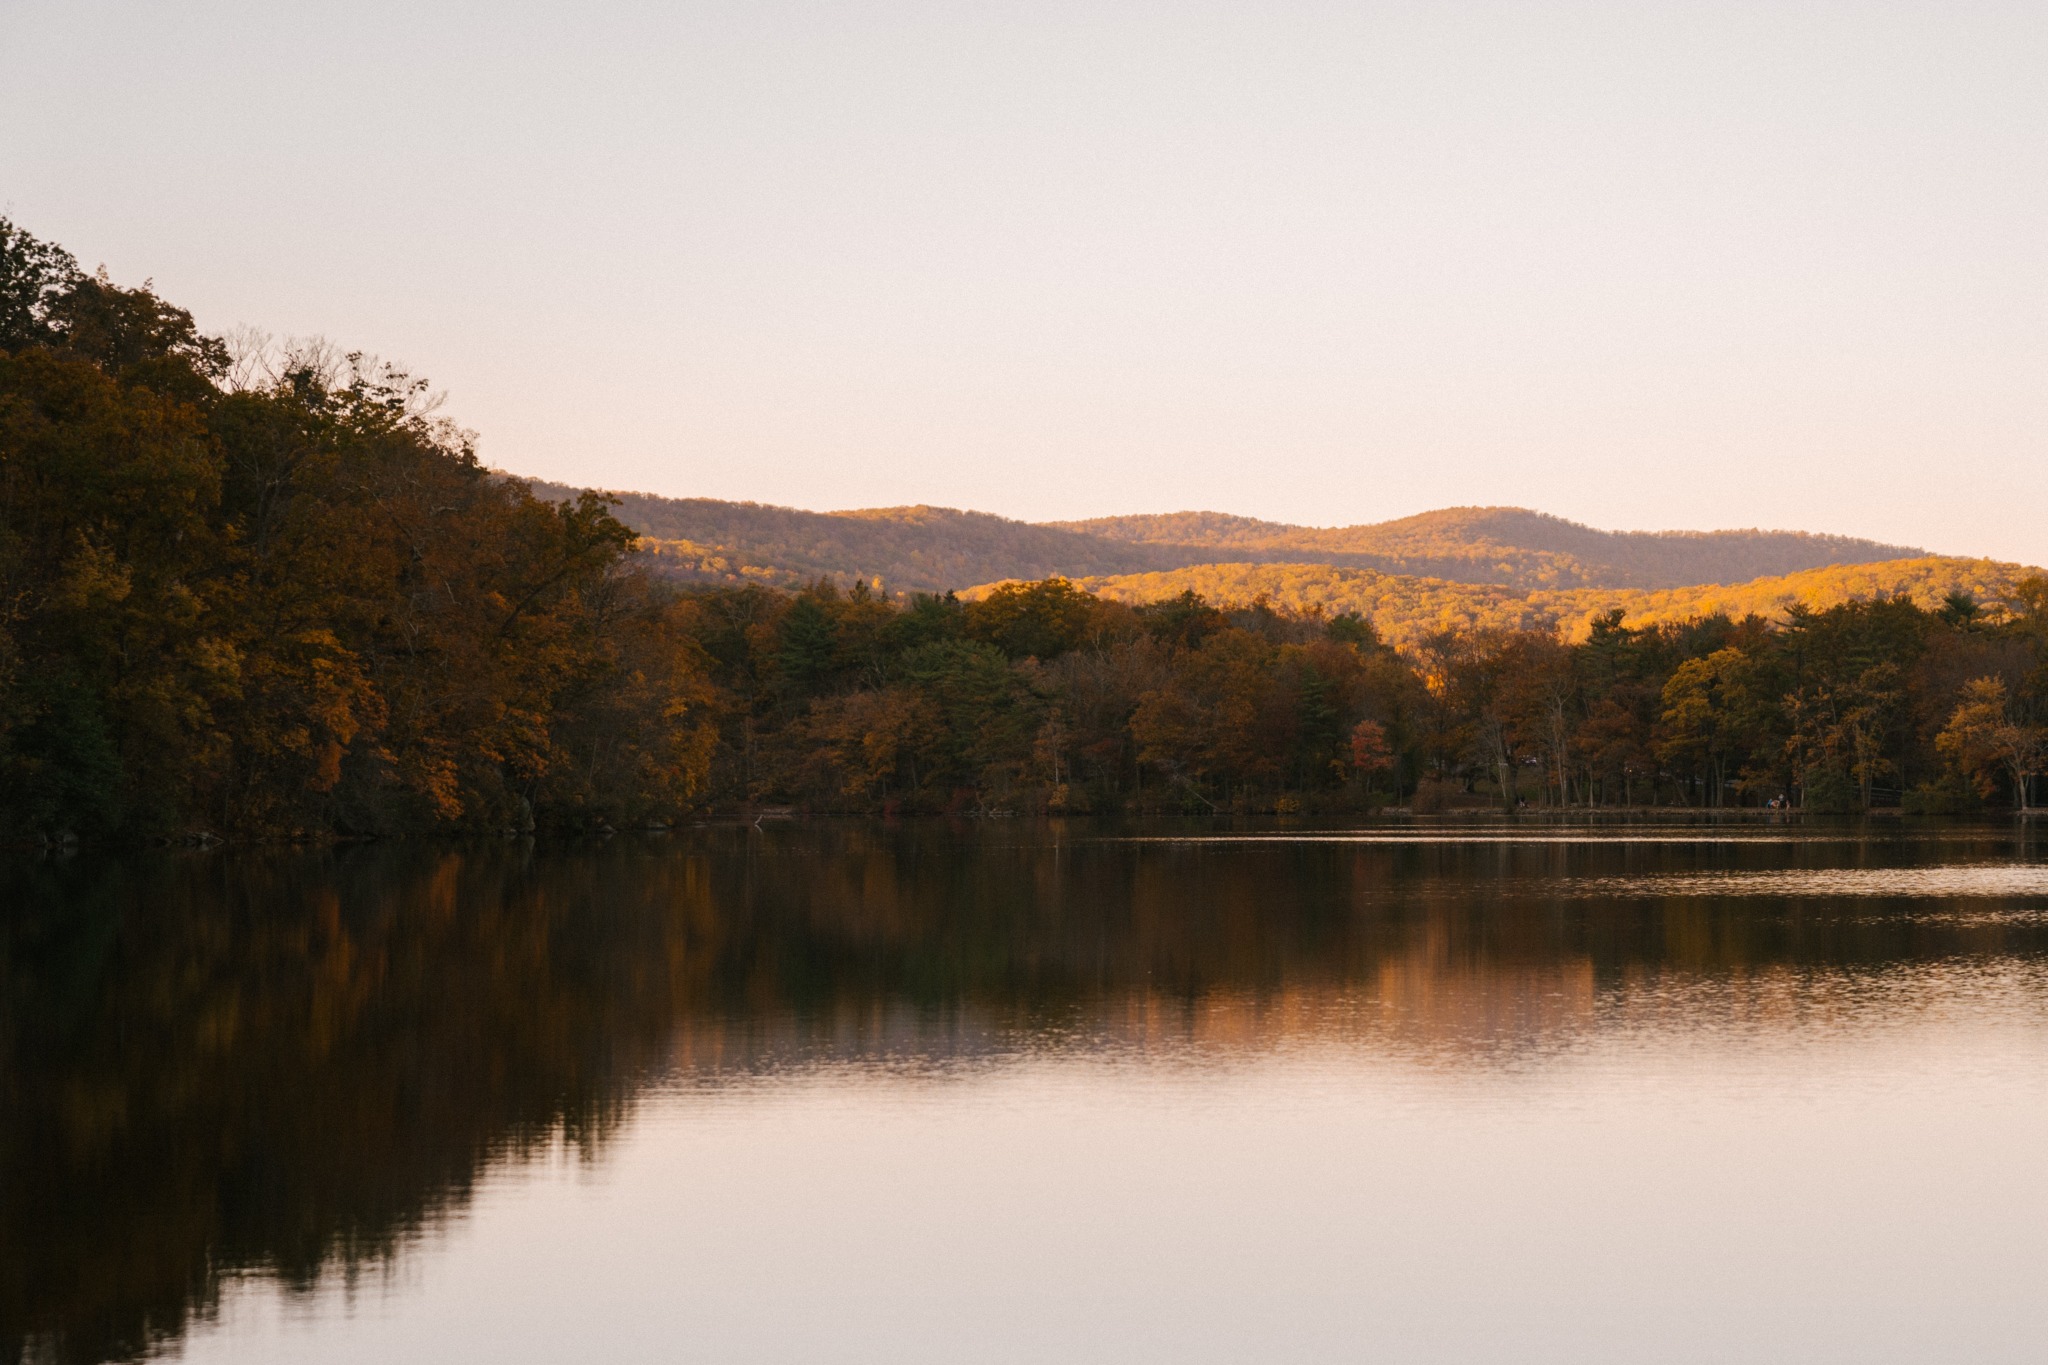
{"left": 1031, "top": 557, "right": 2042, "bottom": 654}
{"left": 1937, "top": 678, "right": 2048, "bottom": 811}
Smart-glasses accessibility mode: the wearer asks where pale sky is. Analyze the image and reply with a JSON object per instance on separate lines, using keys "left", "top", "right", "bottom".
{"left": 4, "top": 1, "right": 2044, "bottom": 560}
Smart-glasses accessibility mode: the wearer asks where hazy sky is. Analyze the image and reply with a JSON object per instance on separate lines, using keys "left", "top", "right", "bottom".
{"left": 4, "top": 1, "right": 2044, "bottom": 557}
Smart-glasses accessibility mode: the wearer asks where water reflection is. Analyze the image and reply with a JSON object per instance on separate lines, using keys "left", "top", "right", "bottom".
{"left": 1564, "top": 865, "right": 2048, "bottom": 897}
{"left": 5, "top": 822, "right": 2048, "bottom": 1364}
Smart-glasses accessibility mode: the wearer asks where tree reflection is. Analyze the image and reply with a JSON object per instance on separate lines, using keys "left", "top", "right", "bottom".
{"left": 3, "top": 824, "right": 2041, "bottom": 1363}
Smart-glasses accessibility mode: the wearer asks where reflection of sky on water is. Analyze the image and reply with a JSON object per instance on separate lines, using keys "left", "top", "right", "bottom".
{"left": 1560, "top": 865, "right": 2048, "bottom": 897}
{"left": 178, "top": 987, "right": 2048, "bottom": 1365}
{"left": 1120, "top": 834, "right": 1849, "bottom": 845}
{"left": 1112, "top": 831, "right": 2041, "bottom": 846}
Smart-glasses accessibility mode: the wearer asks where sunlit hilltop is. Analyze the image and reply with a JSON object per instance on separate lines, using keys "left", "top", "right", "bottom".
{"left": 527, "top": 480, "right": 2031, "bottom": 647}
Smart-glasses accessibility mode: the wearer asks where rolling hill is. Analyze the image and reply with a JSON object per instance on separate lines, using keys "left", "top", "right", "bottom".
{"left": 521, "top": 479, "right": 2037, "bottom": 647}
{"left": 526, "top": 482, "right": 1191, "bottom": 590}
{"left": 1050, "top": 506, "right": 1926, "bottom": 590}
{"left": 526, "top": 480, "right": 1927, "bottom": 596}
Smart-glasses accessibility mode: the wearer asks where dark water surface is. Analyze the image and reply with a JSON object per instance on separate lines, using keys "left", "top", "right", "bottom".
{"left": 8, "top": 821, "right": 2048, "bottom": 1363}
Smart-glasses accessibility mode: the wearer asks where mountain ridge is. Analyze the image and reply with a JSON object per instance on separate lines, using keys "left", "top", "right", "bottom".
{"left": 524, "top": 479, "right": 1928, "bottom": 595}
{"left": 1048, "top": 505, "right": 1927, "bottom": 589}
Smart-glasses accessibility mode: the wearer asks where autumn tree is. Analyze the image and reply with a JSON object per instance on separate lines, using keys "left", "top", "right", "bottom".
{"left": 1937, "top": 678, "right": 2046, "bottom": 810}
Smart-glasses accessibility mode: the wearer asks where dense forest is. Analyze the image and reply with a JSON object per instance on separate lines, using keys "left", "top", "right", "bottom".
{"left": 531, "top": 481, "right": 1925, "bottom": 595}
{"left": 5, "top": 217, "right": 2047, "bottom": 838}
{"left": 648, "top": 572, "right": 2048, "bottom": 816}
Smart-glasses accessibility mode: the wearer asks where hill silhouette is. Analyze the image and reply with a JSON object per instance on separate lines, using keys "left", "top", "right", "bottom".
{"left": 1051, "top": 506, "right": 1925, "bottom": 590}
{"left": 523, "top": 483, "right": 1191, "bottom": 591}
{"left": 526, "top": 482, "right": 1925, "bottom": 595}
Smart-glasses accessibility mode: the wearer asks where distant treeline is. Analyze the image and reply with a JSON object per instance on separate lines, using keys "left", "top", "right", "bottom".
{"left": 4, "top": 218, "right": 2046, "bottom": 838}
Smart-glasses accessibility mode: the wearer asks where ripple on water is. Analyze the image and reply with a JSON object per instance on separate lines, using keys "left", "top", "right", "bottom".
{"left": 1559, "top": 864, "right": 2048, "bottom": 899}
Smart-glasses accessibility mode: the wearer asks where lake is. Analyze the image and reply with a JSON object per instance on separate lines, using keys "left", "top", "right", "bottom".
{"left": 7, "top": 820, "right": 2048, "bottom": 1363}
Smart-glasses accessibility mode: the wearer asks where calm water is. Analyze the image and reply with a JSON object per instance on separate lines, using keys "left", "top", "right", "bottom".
{"left": 8, "top": 821, "right": 2048, "bottom": 1363}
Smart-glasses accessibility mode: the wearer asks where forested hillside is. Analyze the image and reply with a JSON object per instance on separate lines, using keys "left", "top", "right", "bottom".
{"left": 1028, "top": 556, "right": 2038, "bottom": 652}
{"left": 1053, "top": 506, "right": 1925, "bottom": 590}
{"left": 523, "top": 481, "right": 1192, "bottom": 592}
{"left": 530, "top": 482, "right": 1925, "bottom": 595}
